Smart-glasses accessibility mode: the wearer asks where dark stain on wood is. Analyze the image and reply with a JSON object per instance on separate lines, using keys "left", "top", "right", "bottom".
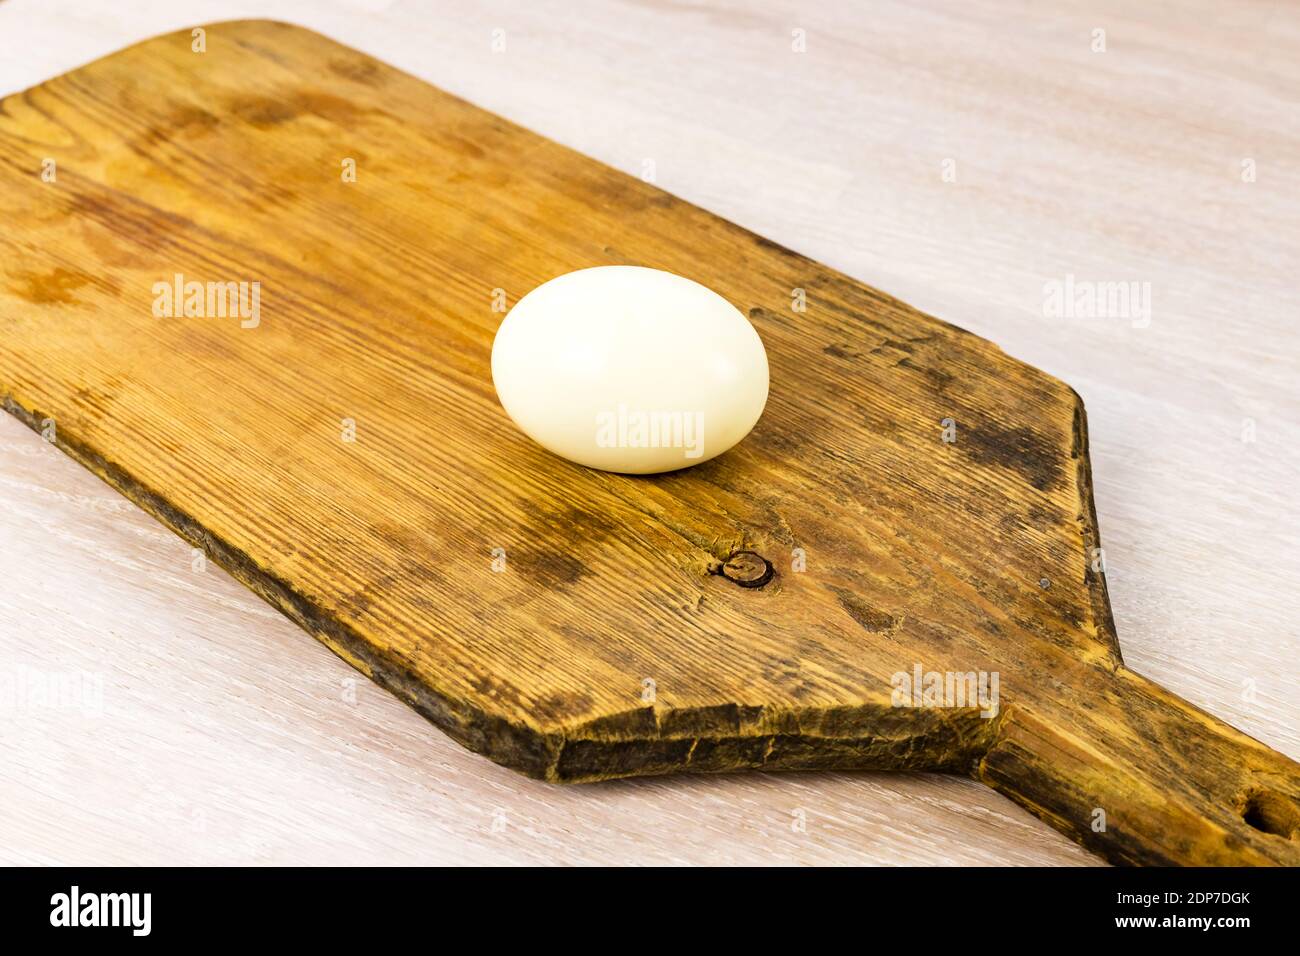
{"left": 830, "top": 587, "right": 901, "bottom": 635}
{"left": 962, "top": 417, "right": 1062, "bottom": 492}
{"left": 513, "top": 548, "right": 589, "bottom": 591}
{"left": 11, "top": 267, "right": 95, "bottom": 305}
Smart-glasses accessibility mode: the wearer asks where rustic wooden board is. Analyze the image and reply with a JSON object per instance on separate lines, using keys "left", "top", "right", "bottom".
{"left": 1, "top": 19, "right": 1296, "bottom": 866}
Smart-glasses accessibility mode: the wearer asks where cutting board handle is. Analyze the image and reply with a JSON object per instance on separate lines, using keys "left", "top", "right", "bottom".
{"left": 978, "top": 667, "right": 1300, "bottom": 865}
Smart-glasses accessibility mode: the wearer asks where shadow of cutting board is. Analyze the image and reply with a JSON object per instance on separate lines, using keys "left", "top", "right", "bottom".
{"left": 1, "top": 20, "right": 1297, "bottom": 866}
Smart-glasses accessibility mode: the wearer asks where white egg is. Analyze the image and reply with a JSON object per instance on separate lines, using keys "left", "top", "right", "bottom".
{"left": 491, "top": 266, "right": 769, "bottom": 474}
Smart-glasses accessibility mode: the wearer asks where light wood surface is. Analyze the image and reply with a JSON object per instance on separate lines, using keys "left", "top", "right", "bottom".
{"left": 2, "top": 0, "right": 1297, "bottom": 866}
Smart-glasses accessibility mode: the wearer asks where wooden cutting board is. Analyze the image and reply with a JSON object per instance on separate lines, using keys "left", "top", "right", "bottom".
{"left": 2, "top": 19, "right": 1297, "bottom": 866}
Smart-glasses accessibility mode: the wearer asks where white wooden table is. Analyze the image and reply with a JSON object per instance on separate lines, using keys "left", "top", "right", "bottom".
{"left": 2, "top": 0, "right": 1296, "bottom": 866}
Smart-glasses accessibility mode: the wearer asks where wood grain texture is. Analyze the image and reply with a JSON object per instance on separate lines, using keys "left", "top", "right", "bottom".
{"left": 0, "top": 0, "right": 1294, "bottom": 868}
{"left": 0, "top": 410, "right": 1096, "bottom": 867}
{"left": 3, "top": 17, "right": 1297, "bottom": 866}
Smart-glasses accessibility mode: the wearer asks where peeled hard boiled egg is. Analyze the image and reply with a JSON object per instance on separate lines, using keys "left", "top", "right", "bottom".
{"left": 491, "top": 266, "right": 769, "bottom": 474}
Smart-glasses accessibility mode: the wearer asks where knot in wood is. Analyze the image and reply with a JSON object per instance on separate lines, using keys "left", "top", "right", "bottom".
{"left": 720, "top": 550, "right": 774, "bottom": 589}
